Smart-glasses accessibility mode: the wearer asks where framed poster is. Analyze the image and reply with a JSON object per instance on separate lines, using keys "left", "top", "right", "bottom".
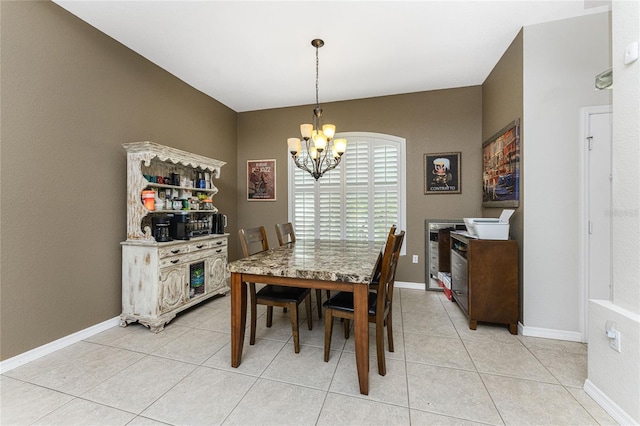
{"left": 424, "top": 152, "right": 461, "bottom": 194}
{"left": 247, "top": 159, "right": 276, "bottom": 201}
{"left": 482, "top": 119, "right": 520, "bottom": 207}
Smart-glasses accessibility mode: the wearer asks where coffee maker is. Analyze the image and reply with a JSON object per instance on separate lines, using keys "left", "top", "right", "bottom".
{"left": 152, "top": 216, "right": 172, "bottom": 242}
{"left": 169, "top": 212, "right": 190, "bottom": 240}
{"left": 212, "top": 213, "right": 227, "bottom": 234}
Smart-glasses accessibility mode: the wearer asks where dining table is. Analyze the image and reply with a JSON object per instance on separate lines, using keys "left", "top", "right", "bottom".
{"left": 227, "top": 239, "right": 383, "bottom": 395}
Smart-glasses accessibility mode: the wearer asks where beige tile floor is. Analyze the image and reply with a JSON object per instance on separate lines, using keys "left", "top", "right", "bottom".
{"left": 1, "top": 288, "right": 618, "bottom": 426}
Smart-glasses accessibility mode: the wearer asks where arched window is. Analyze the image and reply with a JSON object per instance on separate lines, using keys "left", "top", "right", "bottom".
{"left": 288, "top": 132, "right": 406, "bottom": 249}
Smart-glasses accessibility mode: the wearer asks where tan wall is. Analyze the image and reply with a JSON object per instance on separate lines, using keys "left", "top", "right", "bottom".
{"left": 481, "top": 30, "right": 524, "bottom": 321}
{"left": 236, "top": 88, "right": 483, "bottom": 283}
{"left": 0, "top": 1, "right": 238, "bottom": 360}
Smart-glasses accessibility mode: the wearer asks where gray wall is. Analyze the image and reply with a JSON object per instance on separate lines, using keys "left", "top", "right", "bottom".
{"left": 522, "top": 12, "right": 611, "bottom": 335}
{"left": 482, "top": 13, "right": 612, "bottom": 338}
{"left": 482, "top": 30, "right": 524, "bottom": 322}
{"left": 236, "top": 88, "right": 483, "bottom": 283}
{"left": 0, "top": 1, "right": 238, "bottom": 360}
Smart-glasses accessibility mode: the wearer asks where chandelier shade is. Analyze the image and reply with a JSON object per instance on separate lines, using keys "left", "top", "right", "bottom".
{"left": 288, "top": 39, "right": 346, "bottom": 181}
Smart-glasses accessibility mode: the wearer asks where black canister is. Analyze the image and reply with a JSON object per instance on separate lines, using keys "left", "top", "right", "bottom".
{"left": 212, "top": 213, "right": 227, "bottom": 234}
{"left": 152, "top": 216, "right": 172, "bottom": 242}
{"left": 169, "top": 212, "right": 190, "bottom": 240}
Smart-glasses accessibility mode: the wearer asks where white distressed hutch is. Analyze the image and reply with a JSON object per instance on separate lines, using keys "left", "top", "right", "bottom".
{"left": 120, "top": 141, "right": 228, "bottom": 332}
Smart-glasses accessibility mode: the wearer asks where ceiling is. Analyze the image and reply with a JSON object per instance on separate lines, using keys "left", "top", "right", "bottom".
{"left": 52, "top": 1, "right": 609, "bottom": 113}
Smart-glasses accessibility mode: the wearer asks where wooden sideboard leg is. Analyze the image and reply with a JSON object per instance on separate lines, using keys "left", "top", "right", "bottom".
{"left": 509, "top": 323, "right": 518, "bottom": 335}
{"left": 353, "top": 283, "right": 370, "bottom": 395}
{"left": 231, "top": 272, "right": 247, "bottom": 368}
{"left": 469, "top": 319, "right": 477, "bottom": 330}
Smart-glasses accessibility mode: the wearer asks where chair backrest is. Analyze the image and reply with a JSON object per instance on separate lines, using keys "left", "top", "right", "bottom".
{"left": 238, "top": 226, "right": 269, "bottom": 257}
{"left": 275, "top": 222, "right": 296, "bottom": 246}
{"left": 375, "top": 230, "right": 405, "bottom": 313}
{"left": 371, "top": 225, "right": 397, "bottom": 283}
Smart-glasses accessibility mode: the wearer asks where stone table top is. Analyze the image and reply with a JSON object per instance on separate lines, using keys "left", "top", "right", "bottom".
{"left": 227, "top": 239, "right": 383, "bottom": 283}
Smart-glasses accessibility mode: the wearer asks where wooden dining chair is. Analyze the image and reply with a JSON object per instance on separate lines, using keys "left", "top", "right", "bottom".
{"left": 275, "top": 222, "right": 296, "bottom": 246}
{"left": 239, "top": 226, "right": 312, "bottom": 353}
{"left": 369, "top": 224, "right": 397, "bottom": 292}
{"left": 323, "top": 230, "right": 405, "bottom": 376}
{"left": 275, "top": 222, "right": 329, "bottom": 319}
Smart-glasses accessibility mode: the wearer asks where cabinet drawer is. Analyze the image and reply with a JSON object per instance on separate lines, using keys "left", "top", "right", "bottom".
{"left": 209, "top": 238, "right": 228, "bottom": 249}
{"left": 210, "top": 245, "right": 227, "bottom": 255}
{"left": 187, "top": 240, "right": 211, "bottom": 252}
{"left": 159, "top": 237, "right": 227, "bottom": 259}
{"left": 159, "top": 245, "right": 189, "bottom": 258}
{"left": 451, "top": 254, "right": 467, "bottom": 279}
{"left": 160, "top": 248, "right": 218, "bottom": 268}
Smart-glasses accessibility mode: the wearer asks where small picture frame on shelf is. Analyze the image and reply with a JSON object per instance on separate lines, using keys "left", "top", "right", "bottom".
{"left": 247, "top": 159, "right": 276, "bottom": 201}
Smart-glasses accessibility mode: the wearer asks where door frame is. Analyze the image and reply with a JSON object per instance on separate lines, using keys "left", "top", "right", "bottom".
{"left": 578, "top": 105, "right": 612, "bottom": 342}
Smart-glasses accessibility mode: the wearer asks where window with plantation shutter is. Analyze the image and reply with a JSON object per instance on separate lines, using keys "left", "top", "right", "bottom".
{"left": 288, "top": 132, "right": 406, "bottom": 250}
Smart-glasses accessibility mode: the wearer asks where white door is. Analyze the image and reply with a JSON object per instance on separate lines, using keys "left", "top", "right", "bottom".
{"left": 586, "top": 108, "right": 613, "bottom": 302}
{"left": 581, "top": 106, "right": 612, "bottom": 342}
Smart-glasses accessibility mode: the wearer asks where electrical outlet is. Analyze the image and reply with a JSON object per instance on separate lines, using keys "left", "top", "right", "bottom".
{"left": 609, "top": 329, "right": 622, "bottom": 352}
{"left": 412, "top": 255, "right": 418, "bottom": 263}
{"left": 624, "top": 41, "right": 639, "bottom": 64}
{"left": 605, "top": 320, "right": 622, "bottom": 352}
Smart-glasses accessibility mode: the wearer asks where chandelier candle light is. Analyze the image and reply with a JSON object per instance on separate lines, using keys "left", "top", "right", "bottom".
{"left": 288, "top": 39, "right": 346, "bottom": 180}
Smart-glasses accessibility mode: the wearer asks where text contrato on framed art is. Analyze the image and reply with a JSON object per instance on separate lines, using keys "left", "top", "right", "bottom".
{"left": 247, "top": 159, "right": 276, "bottom": 201}
{"left": 424, "top": 152, "right": 461, "bottom": 194}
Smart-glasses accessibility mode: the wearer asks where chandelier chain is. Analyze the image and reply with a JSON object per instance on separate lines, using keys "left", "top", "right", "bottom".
{"left": 315, "top": 44, "right": 320, "bottom": 108}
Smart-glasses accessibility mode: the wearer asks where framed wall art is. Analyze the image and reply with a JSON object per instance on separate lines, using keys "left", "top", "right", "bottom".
{"left": 247, "top": 159, "right": 276, "bottom": 201}
{"left": 424, "top": 152, "right": 461, "bottom": 194}
{"left": 482, "top": 119, "right": 520, "bottom": 208}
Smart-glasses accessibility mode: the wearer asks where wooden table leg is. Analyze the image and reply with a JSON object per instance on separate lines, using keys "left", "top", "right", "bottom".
{"left": 231, "top": 272, "right": 247, "bottom": 368}
{"left": 353, "top": 283, "right": 369, "bottom": 395}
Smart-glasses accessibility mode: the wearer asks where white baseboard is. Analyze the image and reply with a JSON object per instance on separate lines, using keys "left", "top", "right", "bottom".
{"left": 584, "top": 379, "right": 639, "bottom": 426}
{"left": 395, "top": 281, "right": 425, "bottom": 290}
{"left": 0, "top": 316, "right": 120, "bottom": 374}
{"left": 519, "top": 323, "right": 584, "bottom": 342}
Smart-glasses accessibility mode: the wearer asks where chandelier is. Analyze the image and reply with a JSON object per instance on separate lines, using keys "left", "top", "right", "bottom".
{"left": 287, "top": 39, "right": 346, "bottom": 180}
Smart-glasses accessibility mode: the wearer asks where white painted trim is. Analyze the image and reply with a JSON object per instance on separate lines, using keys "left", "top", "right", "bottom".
{"left": 579, "top": 105, "right": 613, "bottom": 343}
{"left": 519, "top": 323, "right": 583, "bottom": 342}
{"left": 591, "top": 299, "right": 640, "bottom": 322}
{"left": 395, "top": 281, "right": 424, "bottom": 290}
{"left": 0, "top": 316, "right": 120, "bottom": 374}
{"left": 584, "top": 379, "right": 639, "bottom": 426}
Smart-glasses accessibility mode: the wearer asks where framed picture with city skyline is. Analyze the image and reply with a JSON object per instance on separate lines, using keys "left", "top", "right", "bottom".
{"left": 482, "top": 119, "right": 520, "bottom": 208}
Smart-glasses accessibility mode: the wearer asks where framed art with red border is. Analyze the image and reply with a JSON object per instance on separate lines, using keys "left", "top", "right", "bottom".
{"left": 247, "top": 159, "right": 276, "bottom": 201}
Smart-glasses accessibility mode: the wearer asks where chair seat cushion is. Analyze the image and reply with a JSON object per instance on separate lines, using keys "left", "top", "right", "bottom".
{"left": 323, "top": 291, "right": 377, "bottom": 315}
{"left": 256, "top": 285, "right": 310, "bottom": 302}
